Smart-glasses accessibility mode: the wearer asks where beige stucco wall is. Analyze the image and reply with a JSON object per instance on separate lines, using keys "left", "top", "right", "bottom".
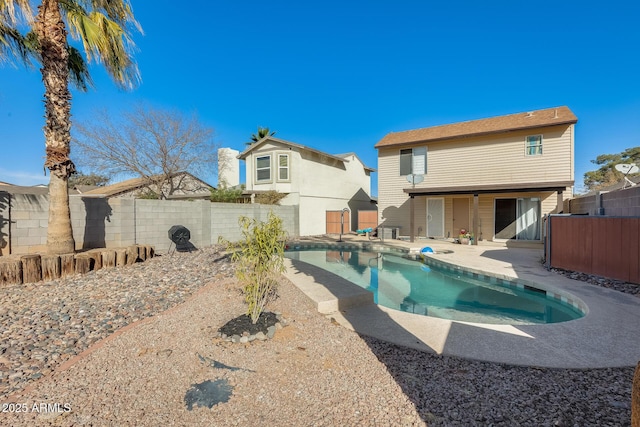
{"left": 244, "top": 141, "right": 373, "bottom": 236}
{"left": 377, "top": 123, "right": 574, "bottom": 241}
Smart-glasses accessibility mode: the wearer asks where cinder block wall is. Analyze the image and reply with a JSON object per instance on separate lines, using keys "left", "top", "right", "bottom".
{"left": 1, "top": 193, "right": 50, "bottom": 255}
{"left": 1, "top": 193, "right": 298, "bottom": 255}
{"left": 565, "top": 186, "right": 640, "bottom": 216}
{"left": 601, "top": 186, "right": 640, "bottom": 216}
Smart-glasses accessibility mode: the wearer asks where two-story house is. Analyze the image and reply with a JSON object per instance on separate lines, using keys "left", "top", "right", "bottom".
{"left": 375, "top": 106, "right": 577, "bottom": 243}
{"left": 238, "top": 137, "right": 376, "bottom": 236}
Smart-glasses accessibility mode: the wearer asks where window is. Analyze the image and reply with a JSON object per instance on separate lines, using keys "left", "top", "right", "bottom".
{"left": 278, "top": 154, "right": 289, "bottom": 181}
{"left": 494, "top": 197, "right": 541, "bottom": 240}
{"left": 399, "top": 147, "right": 427, "bottom": 175}
{"left": 256, "top": 155, "right": 271, "bottom": 181}
{"left": 526, "top": 135, "right": 543, "bottom": 156}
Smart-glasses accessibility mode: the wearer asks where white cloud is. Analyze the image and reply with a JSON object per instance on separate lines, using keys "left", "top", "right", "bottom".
{"left": 0, "top": 168, "right": 48, "bottom": 186}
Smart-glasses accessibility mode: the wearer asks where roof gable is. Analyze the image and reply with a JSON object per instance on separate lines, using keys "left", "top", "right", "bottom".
{"left": 375, "top": 106, "right": 578, "bottom": 148}
{"left": 238, "top": 137, "right": 375, "bottom": 171}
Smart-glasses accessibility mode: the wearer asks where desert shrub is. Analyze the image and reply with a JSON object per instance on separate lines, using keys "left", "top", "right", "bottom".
{"left": 210, "top": 185, "right": 245, "bottom": 203}
{"left": 220, "top": 212, "right": 287, "bottom": 323}
{"left": 255, "top": 190, "right": 286, "bottom": 205}
{"left": 137, "top": 189, "right": 160, "bottom": 199}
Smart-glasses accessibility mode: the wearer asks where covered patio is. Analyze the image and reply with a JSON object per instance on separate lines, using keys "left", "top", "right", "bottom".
{"left": 404, "top": 181, "right": 574, "bottom": 243}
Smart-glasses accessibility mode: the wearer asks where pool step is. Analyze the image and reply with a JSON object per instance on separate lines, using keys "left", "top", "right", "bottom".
{"left": 283, "top": 258, "right": 374, "bottom": 314}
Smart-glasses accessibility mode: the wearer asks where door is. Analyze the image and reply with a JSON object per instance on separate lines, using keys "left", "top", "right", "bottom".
{"left": 495, "top": 199, "right": 517, "bottom": 239}
{"left": 494, "top": 198, "right": 541, "bottom": 240}
{"left": 426, "top": 198, "right": 444, "bottom": 238}
{"left": 452, "top": 198, "right": 470, "bottom": 236}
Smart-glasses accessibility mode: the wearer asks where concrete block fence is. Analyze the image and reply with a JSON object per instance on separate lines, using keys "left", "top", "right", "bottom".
{"left": 564, "top": 185, "right": 640, "bottom": 216}
{"left": 0, "top": 192, "right": 299, "bottom": 255}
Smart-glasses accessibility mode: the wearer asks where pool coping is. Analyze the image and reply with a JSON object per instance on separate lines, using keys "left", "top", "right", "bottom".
{"left": 283, "top": 239, "right": 640, "bottom": 368}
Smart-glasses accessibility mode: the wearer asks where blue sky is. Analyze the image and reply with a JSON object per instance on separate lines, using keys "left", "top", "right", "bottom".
{"left": 1, "top": 0, "right": 639, "bottom": 195}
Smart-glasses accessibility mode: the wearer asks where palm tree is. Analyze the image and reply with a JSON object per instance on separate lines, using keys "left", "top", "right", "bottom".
{"left": 0, "top": 0, "right": 141, "bottom": 254}
{"left": 247, "top": 126, "right": 276, "bottom": 146}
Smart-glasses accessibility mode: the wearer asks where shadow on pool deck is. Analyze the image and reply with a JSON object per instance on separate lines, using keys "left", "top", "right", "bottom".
{"left": 284, "top": 236, "right": 640, "bottom": 369}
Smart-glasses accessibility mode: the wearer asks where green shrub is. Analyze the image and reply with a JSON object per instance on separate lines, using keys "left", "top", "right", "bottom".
{"left": 255, "top": 190, "right": 286, "bottom": 205}
{"left": 220, "top": 212, "right": 287, "bottom": 323}
{"left": 210, "top": 185, "right": 245, "bottom": 203}
{"left": 137, "top": 189, "right": 160, "bottom": 199}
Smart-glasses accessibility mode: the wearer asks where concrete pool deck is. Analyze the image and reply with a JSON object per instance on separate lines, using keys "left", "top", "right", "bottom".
{"left": 283, "top": 236, "right": 640, "bottom": 369}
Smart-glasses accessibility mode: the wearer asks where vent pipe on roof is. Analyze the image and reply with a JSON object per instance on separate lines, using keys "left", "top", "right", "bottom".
{"left": 525, "top": 112, "right": 534, "bottom": 117}
{"left": 553, "top": 109, "right": 558, "bottom": 119}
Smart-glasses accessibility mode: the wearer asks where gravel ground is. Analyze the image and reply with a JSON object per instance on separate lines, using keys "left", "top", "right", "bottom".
{"left": 1, "top": 246, "right": 637, "bottom": 426}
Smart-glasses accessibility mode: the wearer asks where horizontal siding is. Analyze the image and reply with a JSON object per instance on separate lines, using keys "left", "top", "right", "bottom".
{"left": 378, "top": 124, "right": 573, "bottom": 192}
{"left": 378, "top": 124, "right": 573, "bottom": 234}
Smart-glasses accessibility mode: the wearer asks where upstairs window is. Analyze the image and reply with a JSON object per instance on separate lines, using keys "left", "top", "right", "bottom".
{"left": 526, "top": 135, "right": 543, "bottom": 156}
{"left": 278, "top": 154, "right": 289, "bottom": 181}
{"left": 256, "top": 155, "right": 271, "bottom": 181}
{"left": 400, "top": 147, "right": 427, "bottom": 175}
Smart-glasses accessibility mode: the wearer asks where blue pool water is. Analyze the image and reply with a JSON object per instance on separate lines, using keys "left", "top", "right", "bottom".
{"left": 285, "top": 248, "right": 584, "bottom": 325}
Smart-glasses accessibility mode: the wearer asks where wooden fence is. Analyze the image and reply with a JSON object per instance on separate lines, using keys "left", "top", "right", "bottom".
{"left": 357, "top": 210, "right": 378, "bottom": 231}
{"left": 326, "top": 210, "right": 350, "bottom": 234}
{"left": 546, "top": 215, "right": 640, "bottom": 284}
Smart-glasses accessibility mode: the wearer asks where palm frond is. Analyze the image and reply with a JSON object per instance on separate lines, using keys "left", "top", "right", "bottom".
{"left": 67, "top": 45, "right": 93, "bottom": 91}
{"left": 0, "top": 23, "right": 31, "bottom": 64}
{"left": 62, "top": 0, "right": 141, "bottom": 89}
{"left": 0, "top": 0, "right": 33, "bottom": 25}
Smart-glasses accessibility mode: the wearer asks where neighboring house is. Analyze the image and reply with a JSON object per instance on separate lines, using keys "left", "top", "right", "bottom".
{"left": 375, "top": 106, "right": 577, "bottom": 243}
{"left": 82, "top": 172, "right": 214, "bottom": 199}
{"left": 73, "top": 185, "right": 100, "bottom": 194}
{"left": 237, "top": 137, "right": 376, "bottom": 236}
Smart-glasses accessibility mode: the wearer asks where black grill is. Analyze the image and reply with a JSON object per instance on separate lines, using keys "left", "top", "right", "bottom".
{"left": 168, "top": 225, "right": 191, "bottom": 247}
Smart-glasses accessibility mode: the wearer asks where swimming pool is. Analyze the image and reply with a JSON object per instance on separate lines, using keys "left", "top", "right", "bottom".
{"left": 284, "top": 247, "right": 584, "bottom": 325}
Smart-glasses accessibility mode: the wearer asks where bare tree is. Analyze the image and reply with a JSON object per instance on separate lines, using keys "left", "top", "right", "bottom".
{"left": 72, "top": 105, "right": 218, "bottom": 198}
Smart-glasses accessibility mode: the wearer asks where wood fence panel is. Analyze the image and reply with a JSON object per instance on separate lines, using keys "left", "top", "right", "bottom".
{"left": 549, "top": 216, "right": 640, "bottom": 284}
{"left": 630, "top": 220, "right": 640, "bottom": 284}
{"left": 580, "top": 218, "right": 594, "bottom": 274}
{"left": 591, "top": 218, "right": 608, "bottom": 278}
{"left": 604, "top": 218, "right": 624, "bottom": 280}
{"left": 357, "top": 210, "right": 378, "bottom": 231}
{"left": 326, "top": 211, "right": 349, "bottom": 234}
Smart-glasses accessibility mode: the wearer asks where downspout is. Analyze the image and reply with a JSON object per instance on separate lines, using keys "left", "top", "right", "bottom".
{"left": 409, "top": 195, "right": 415, "bottom": 243}
{"left": 545, "top": 215, "right": 552, "bottom": 270}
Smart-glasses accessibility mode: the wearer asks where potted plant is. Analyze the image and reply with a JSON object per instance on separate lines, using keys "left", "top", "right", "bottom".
{"left": 458, "top": 229, "right": 473, "bottom": 245}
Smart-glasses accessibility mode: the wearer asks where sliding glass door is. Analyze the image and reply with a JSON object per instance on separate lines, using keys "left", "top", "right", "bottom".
{"left": 494, "top": 197, "right": 541, "bottom": 241}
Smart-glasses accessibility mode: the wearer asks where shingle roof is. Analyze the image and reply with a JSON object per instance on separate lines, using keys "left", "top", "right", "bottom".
{"left": 83, "top": 172, "right": 213, "bottom": 198}
{"left": 375, "top": 106, "right": 578, "bottom": 148}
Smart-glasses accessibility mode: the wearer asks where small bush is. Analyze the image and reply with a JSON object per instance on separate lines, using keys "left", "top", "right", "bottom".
{"left": 210, "top": 185, "right": 245, "bottom": 203}
{"left": 255, "top": 190, "right": 286, "bottom": 205}
{"left": 220, "top": 212, "right": 287, "bottom": 323}
{"left": 137, "top": 189, "right": 160, "bottom": 199}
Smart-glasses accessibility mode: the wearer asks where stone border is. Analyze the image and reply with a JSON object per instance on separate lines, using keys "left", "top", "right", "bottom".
{"left": 215, "top": 313, "right": 287, "bottom": 343}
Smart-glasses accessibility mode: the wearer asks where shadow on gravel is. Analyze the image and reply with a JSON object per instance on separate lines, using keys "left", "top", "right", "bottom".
{"left": 283, "top": 256, "right": 635, "bottom": 426}
{"left": 184, "top": 379, "right": 233, "bottom": 410}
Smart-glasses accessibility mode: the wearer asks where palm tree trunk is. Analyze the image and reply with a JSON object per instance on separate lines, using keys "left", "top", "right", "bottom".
{"left": 36, "top": 0, "right": 76, "bottom": 254}
{"left": 47, "top": 173, "right": 74, "bottom": 254}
